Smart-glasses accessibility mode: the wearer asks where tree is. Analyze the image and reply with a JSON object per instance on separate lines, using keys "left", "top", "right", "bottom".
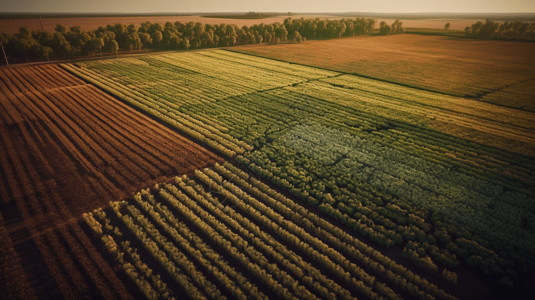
{"left": 37, "top": 45, "right": 53, "bottom": 61}
{"left": 103, "top": 31, "right": 116, "bottom": 51}
{"left": 0, "top": 35, "right": 9, "bottom": 66}
{"left": 5, "top": 16, "right": 406, "bottom": 62}
{"left": 294, "top": 31, "right": 303, "bottom": 43}
{"left": 109, "top": 40, "right": 119, "bottom": 57}
{"left": 129, "top": 33, "right": 142, "bottom": 52}
{"left": 478, "top": 19, "right": 499, "bottom": 38}
{"left": 34, "top": 31, "right": 54, "bottom": 48}
{"left": 229, "top": 35, "right": 237, "bottom": 46}
{"left": 169, "top": 35, "right": 181, "bottom": 49}
{"left": 52, "top": 32, "right": 71, "bottom": 57}
{"left": 444, "top": 22, "right": 451, "bottom": 32}
{"left": 264, "top": 32, "right": 272, "bottom": 44}
{"left": 140, "top": 33, "right": 152, "bottom": 47}
{"left": 151, "top": 31, "right": 163, "bottom": 46}
{"left": 181, "top": 38, "right": 190, "bottom": 50}
{"left": 190, "top": 37, "right": 201, "bottom": 49}
{"left": 87, "top": 37, "right": 104, "bottom": 56}
{"left": 18, "top": 27, "right": 32, "bottom": 38}
{"left": 379, "top": 22, "right": 391, "bottom": 35}
{"left": 55, "top": 24, "right": 67, "bottom": 35}
{"left": 391, "top": 20, "right": 404, "bottom": 34}
{"left": 12, "top": 34, "right": 38, "bottom": 62}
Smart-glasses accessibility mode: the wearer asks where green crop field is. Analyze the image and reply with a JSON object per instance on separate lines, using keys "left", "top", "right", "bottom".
{"left": 83, "top": 162, "right": 455, "bottom": 299}
{"left": 59, "top": 49, "right": 535, "bottom": 298}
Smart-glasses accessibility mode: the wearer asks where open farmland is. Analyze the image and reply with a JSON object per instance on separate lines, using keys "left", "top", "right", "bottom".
{"left": 82, "top": 162, "right": 455, "bottom": 299}
{"left": 59, "top": 49, "right": 535, "bottom": 297}
{"left": 0, "top": 64, "right": 220, "bottom": 298}
{"left": 233, "top": 35, "right": 535, "bottom": 110}
{"left": 0, "top": 14, "right": 314, "bottom": 34}
{"left": 0, "top": 15, "right": 480, "bottom": 34}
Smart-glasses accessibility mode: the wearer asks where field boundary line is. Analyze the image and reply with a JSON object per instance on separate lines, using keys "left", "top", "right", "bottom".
{"left": 223, "top": 49, "right": 464, "bottom": 96}
{"left": 60, "top": 63, "right": 236, "bottom": 159}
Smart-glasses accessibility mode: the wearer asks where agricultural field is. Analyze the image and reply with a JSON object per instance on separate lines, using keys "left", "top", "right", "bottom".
{"left": 233, "top": 35, "right": 535, "bottom": 108}
{"left": 82, "top": 162, "right": 455, "bottom": 299}
{"left": 54, "top": 48, "right": 535, "bottom": 298}
{"left": 0, "top": 14, "right": 478, "bottom": 34}
{"left": 0, "top": 64, "right": 220, "bottom": 298}
{"left": 1, "top": 30, "right": 534, "bottom": 298}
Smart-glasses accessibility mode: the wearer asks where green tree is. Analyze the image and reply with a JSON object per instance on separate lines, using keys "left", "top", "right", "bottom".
{"left": 130, "top": 33, "right": 142, "bottom": 52}
{"left": 444, "top": 22, "right": 451, "bottom": 31}
{"left": 169, "top": 35, "right": 181, "bottom": 49}
{"left": 140, "top": 33, "right": 152, "bottom": 47}
{"left": 294, "top": 31, "right": 303, "bottom": 43}
{"left": 151, "top": 31, "right": 163, "bottom": 46}
{"left": 181, "top": 38, "right": 190, "bottom": 50}
{"left": 391, "top": 20, "right": 404, "bottom": 34}
{"left": 87, "top": 37, "right": 104, "bottom": 56}
{"left": 52, "top": 32, "right": 71, "bottom": 57}
{"left": 55, "top": 24, "right": 67, "bottom": 34}
{"left": 109, "top": 39, "right": 119, "bottom": 57}
{"left": 379, "top": 21, "right": 391, "bottom": 35}
{"left": 37, "top": 45, "right": 53, "bottom": 61}
{"left": 190, "top": 37, "right": 201, "bottom": 49}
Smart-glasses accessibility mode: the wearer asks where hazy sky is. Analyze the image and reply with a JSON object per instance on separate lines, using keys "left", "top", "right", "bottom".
{"left": 1, "top": 0, "right": 534, "bottom": 13}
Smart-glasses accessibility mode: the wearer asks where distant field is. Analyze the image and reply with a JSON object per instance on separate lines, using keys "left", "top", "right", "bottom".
{"left": 0, "top": 15, "right": 316, "bottom": 33}
{"left": 0, "top": 64, "right": 220, "bottom": 297}
{"left": 0, "top": 15, "right": 480, "bottom": 34}
{"left": 234, "top": 35, "right": 535, "bottom": 109}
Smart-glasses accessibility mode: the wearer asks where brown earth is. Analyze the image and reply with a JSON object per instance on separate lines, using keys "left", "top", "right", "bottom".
{"left": 0, "top": 15, "right": 483, "bottom": 34}
{"left": 0, "top": 63, "right": 221, "bottom": 297}
{"left": 378, "top": 18, "right": 480, "bottom": 30}
{"left": 234, "top": 34, "right": 535, "bottom": 104}
{"left": 0, "top": 15, "right": 312, "bottom": 33}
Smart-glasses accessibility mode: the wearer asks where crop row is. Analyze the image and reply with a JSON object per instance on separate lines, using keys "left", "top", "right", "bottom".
{"left": 84, "top": 163, "right": 456, "bottom": 299}
{"left": 0, "top": 63, "right": 223, "bottom": 298}
{"left": 61, "top": 62, "right": 250, "bottom": 157}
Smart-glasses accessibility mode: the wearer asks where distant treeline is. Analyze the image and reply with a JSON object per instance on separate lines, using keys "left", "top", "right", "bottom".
{"left": 0, "top": 17, "right": 404, "bottom": 64}
{"left": 465, "top": 19, "right": 535, "bottom": 40}
{"left": 202, "top": 12, "right": 279, "bottom": 19}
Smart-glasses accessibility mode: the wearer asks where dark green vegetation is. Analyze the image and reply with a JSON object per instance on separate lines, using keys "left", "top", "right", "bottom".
{"left": 404, "top": 28, "right": 465, "bottom": 37}
{"left": 202, "top": 12, "right": 280, "bottom": 19}
{"left": 464, "top": 19, "right": 535, "bottom": 41}
{"left": 0, "top": 17, "right": 398, "bottom": 64}
{"left": 63, "top": 49, "right": 535, "bottom": 295}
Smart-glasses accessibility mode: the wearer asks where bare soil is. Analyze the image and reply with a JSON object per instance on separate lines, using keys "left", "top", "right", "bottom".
{"left": 0, "top": 15, "right": 484, "bottom": 34}
{"left": 0, "top": 63, "right": 221, "bottom": 297}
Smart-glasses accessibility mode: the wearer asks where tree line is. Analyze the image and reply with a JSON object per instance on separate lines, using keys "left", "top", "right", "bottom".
{"left": 465, "top": 19, "right": 535, "bottom": 40}
{"left": 0, "top": 17, "right": 406, "bottom": 64}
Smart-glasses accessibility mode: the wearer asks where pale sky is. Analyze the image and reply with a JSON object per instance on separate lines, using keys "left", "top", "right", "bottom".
{"left": 1, "top": 0, "right": 534, "bottom": 13}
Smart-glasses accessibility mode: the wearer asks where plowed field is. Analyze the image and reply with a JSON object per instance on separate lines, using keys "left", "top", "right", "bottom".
{"left": 0, "top": 64, "right": 220, "bottom": 298}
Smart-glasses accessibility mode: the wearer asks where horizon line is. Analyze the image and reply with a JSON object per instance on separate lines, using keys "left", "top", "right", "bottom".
{"left": 1, "top": 11, "right": 535, "bottom": 15}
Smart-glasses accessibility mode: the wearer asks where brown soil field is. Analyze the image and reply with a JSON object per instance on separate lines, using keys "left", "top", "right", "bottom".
{"left": 0, "top": 64, "right": 221, "bottom": 297}
{"left": 0, "top": 15, "right": 482, "bottom": 34}
{"left": 0, "top": 15, "right": 310, "bottom": 34}
{"left": 234, "top": 34, "right": 535, "bottom": 107}
{"left": 378, "top": 18, "right": 479, "bottom": 30}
